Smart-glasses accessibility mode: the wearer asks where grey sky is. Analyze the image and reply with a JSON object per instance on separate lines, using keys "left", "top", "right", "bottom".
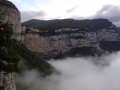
{"left": 21, "top": 11, "right": 47, "bottom": 22}
{"left": 9, "top": 0, "right": 120, "bottom": 26}
{"left": 88, "top": 5, "right": 120, "bottom": 27}
{"left": 66, "top": 5, "right": 79, "bottom": 13}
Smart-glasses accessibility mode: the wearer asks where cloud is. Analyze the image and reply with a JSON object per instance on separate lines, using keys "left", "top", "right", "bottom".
{"left": 66, "top": 5, "right": 79, "bottom": 13}
{"left": 69, "top": 4, "right": 120, "bottom": 27}
{"left": 88, "top": 4, "right": 120, "bottom": 27}
{"left": 9, "top": 0, "right": 120, "bottom": 27}
{"left": 21, "top": 10, "right": 47, "bottom": 22}
{"left": 15, "top": 52, "right": 120, "bottom": 90}
{"left": 70, "top": 15, "right": 84, "bottom": 20}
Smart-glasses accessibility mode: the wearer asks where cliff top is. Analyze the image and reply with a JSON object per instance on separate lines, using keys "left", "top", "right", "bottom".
{"left": 0, "top": 0, "right": 18, "bottom": 10}
{"left": 23, "top": 18, "right": 113, "bottom": 30}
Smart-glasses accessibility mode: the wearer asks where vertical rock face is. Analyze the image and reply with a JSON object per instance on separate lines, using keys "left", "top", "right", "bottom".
{"left": 21, "top": 25, "right": 119, "bottom": 58}
{"left": 0, "top": 1, "right": 20, "bottom": 90}
{"left": 0, "top": 0, "right": 21, "bottom": 40}
{"left": 21, "top": 27, "right": 99, "bottom": 57}
{"left": 0, "top": 72, "right": 16, "bottom": 90}
{"left": 97, "top": 25, "right": 118, "bottom": 41}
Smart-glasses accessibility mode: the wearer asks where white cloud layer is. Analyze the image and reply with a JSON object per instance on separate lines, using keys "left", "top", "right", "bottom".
{"left": 16, "top": 52, "right": 120, "bottom": 90}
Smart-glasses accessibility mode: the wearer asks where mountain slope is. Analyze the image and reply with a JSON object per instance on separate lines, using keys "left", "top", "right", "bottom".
{"left": 23, "top": 19, "right": 113, "bottom": 30}
{"left": 13, "top": 40, "right": 54, "bottom": 76}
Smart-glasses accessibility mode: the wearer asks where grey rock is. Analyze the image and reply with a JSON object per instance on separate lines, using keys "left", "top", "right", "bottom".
{"left": 0, "top": 72, "right": 16, "bottom": 90}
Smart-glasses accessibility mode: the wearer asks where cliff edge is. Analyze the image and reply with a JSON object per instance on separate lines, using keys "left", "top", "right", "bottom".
{"left": 21, "top": 19, "right": 119, "bottom": 59}
{"left": 0, "top": 0, "right": 21, "bottom": 40}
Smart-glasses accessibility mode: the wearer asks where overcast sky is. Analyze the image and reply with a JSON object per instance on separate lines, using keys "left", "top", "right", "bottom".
{"left": 9, "top": 0, "right": 120, "bottom": 26}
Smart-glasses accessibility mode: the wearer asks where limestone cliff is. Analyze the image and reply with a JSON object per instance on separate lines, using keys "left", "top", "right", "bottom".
{"left": 0, "top": 1, "right": 118, "bottom": 59}
{"left": 21, "top": 24, "right": 118, "bottom": 58}
{"left": 0, "top": 71, "right": 16, "bottom": 90}
{"left": 0, "top": 1, "right": 20, "bottom": 90}
{"left": 0, "top": 0, "right": 118, "bottom": 59}
{"left": 0, "top": 0, "right": 21, "bottom": 40}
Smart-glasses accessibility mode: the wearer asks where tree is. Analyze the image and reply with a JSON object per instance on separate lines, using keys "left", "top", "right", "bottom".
{"left": 0, "top": 21, "right": 20, "bottom": 72}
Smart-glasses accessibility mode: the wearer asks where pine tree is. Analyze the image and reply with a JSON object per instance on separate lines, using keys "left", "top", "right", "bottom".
{"left": 0, "top": 21, "right": 20, "bottom": 72}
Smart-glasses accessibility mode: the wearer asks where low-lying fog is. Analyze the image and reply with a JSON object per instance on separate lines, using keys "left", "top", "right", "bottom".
{"left": 16, "top": 52, "right": 120, "bottom": 90}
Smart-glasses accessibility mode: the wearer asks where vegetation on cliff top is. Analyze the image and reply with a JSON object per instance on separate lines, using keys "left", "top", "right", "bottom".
{"left": 13, "top": 40, "right": 54, "bottom": 76}
{"left": 23, "top": 19, "right": 113, "bottom": 30}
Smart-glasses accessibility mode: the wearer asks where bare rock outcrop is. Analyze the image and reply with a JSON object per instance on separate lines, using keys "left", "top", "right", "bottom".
{"left": 21, "top": 25, "right": 119, "bottom": 58}
{"left": 0, "top": 1, "right": 20, "bottom": 90}
{"left": 0, "top": 0, "right": 21, "bottom": 40}
{"left": 0, "top": 71, "right": 16, "bottom": 90}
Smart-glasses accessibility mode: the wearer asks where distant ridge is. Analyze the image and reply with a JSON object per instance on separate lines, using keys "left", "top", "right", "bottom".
{"left": 22, "top": 18, "right": 113, "bottom": 30}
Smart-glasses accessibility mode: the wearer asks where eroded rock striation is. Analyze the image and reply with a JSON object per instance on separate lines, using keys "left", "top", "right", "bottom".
{"left": 0, "top": 0, "right": 21, "bottom": 40}
{"left": 20, "top": 23, "right": 118, "bottom": 58}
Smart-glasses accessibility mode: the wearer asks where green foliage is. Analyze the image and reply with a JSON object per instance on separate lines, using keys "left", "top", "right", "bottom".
{"left": 0, "top": 21, "right": 53, "bottom": 74}
{"left": 23, "top": 19, "right": 112, "bottom": 31}
{"left": 12, "top": 40, "right": 54, "bottom": 76}
{"left": 0, "top": 21, "right": 20, "bottom": 72}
